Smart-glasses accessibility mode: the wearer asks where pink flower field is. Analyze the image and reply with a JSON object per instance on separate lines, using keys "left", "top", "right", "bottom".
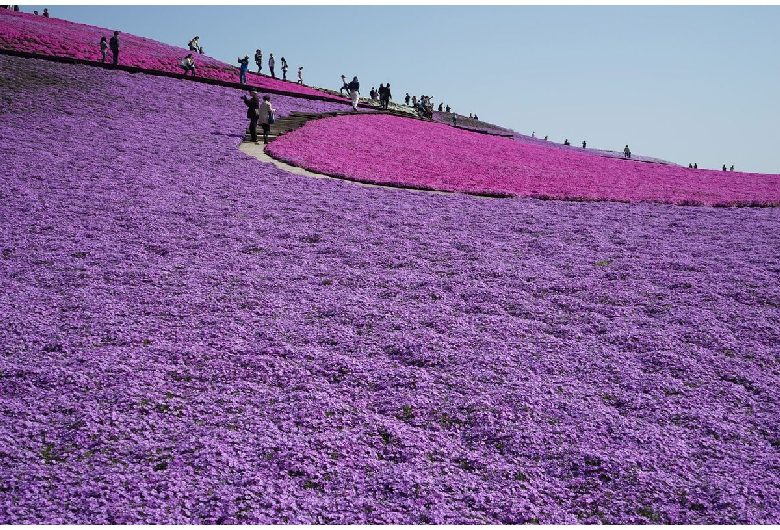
{"left": 267, "top": 114, "right": 780, "bottom": 205}
{"left": 0, "top": 10, "right": 342, "bottom": 100}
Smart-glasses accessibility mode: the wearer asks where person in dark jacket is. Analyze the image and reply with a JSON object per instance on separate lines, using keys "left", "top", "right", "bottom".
{"left": 445, "top": 104, "right": 451, "bottom": 113}
{"left": 405, "top": 93, "right": 410, "bottom": 106}
{"left": 109, "top": 31, "right": 120, "bottom": 65}
{"left": 624, "top": 145, "right": 631, "bottom": 159}
{"left": 242, "top": 90, "right": 260, "bottom": 143}
{"left": 382, "top": 83, "right": 392, "bottom": 109}
{"left": 347, "top": 76, "right": 360, "bottom": 110}
{"left": 254, "top": 49, "right": 263, "bottom": 73}
{"left": 42, "top": 8, "right": 49, "bottom": 17}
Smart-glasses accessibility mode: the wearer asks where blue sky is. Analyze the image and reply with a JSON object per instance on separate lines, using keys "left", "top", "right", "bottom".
{"left": 28, "top": 6, "right": 780, "bottom": 173}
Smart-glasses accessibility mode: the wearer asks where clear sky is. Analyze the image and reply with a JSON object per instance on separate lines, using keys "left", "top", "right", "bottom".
{"left": 27, "top": 5, "right": 780, "bottom": 173}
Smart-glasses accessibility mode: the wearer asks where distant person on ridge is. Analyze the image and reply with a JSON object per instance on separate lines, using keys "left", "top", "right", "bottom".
{"left": 258, "top": 95, "right": 275, "bottom": 144}
{"left": 238, "top": 56, "right": 250, "bottom": 84}
{"left": 412, "top": 95, "right": 417, "bottom": 108}
{"left": 722, "top": 164, "right": 727, "bottom": 171}
{"left": 242, "top": 90, "right": 260, "bottom": 143}
{"left": 347, "top": 76, "right": 360, "bottom": 111}
{"left": 268, "top": 54, "right": 276, "bottom": 78}
{"left": 689, "top": 163, "right": 693, "bottom": 168}
{"left": 405, "top": 93, "right": 410, "bottom": 105}
{"left": 254, "top": 49, "right": 263, "bottom": 73}
{"left": 532, "top": 131, "right": 536, "bottom": 138}
{"left": 109, "top": 31, "right": 120, "bottom": 66}
{"left": 544, "top": 135, "right": 548, "bottom": 141}
{"left": 42, "top": 8, "right": 49, "bottom": 17}
{"left": 340, "top": 75, "right": 349, "bottom": 95}
{"left": 730, "top": 165, "right": 734, "bottom": 171}
{"left": 624, "top": 145, "right": 632, "bottom": 159}
{"left": 99, "top": 36, "right": 109, "bottom": 63}
{"left": 564, "top": 139, "right": 571, "bottom": 146}
{"left": 438, "top": 102, "right": 443, "bottom": 112}
{"left": 582, "top": 140, "right": 587, "bottom": 148}
{"left": 694, "top": 162, "right": 698, "bottom": 169}
{"left": 33, "top": 10, "right": 38, "bottom": 15}
{"left": 370, "top": 87, "right": 377, "bottom": 101}
{"left": 188, "top": 36, "right": 202, "bottom": 53}
{"left": 382, "top": 83, "right": 392, "bottom": 109}
{"left": 445, "top": 104, "right": 451, "bottom": 113}
{"left": 181, "top": 53, "right": 196, "bottom": 76}
{"left": 281, "top": 57, "right": 288, "bottom": 81}
{"left": 297, "top": 66, "right": 304, "bottom": 85}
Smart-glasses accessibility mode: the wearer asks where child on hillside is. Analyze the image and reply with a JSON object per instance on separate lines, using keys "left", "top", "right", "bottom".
{"left": 99, "top": 36, "right": 108, "bottom": 63}
{"left": 180, "top": 54, "right": 196, "bottom": 76}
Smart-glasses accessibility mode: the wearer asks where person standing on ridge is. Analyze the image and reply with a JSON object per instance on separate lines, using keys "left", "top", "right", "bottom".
{"left": 445, "top": 104, "right": 451, "bottom": 113}
{"left": 722, "top": 164, "right": 727, "bottom": 171}
{"left": 382, "top": 83, "right": 392, "bottom": 109}
{"left": 42, "top": 8, "right": 49, "bottom": 17}
{"left": 694, "top": 162, "right": 698, "bottom": 169}
{"left": 730, "top": 165, "right": 735, "bottom": 171}
{"left": 238, "top": 56, "right": 250, "bottom": 84}
{"left": 564, "top": 139, "right": 570, "bottom": 146}
{"left": 99, "top": 36, "right": 109, "bottom": 63}
{"left": 242, "top": 90, "right": 260, "bottom": 143}
{"left": 281, "top": 57, "right": 288, "bottom": 81}
{"left": 268, "top": 54, "right": 276, "bottom": 78}
{"left": 347, "top": 76, "right": 360, "bottom": 111}
{"left": 405, "top": 93, "right": 410, "bottom": 105}
{"left": 340, "top": 75, "right": 350, "bottom": 95}
{"left": 109, "top": 31, "right": 120, "bottom": 66}
{"left": 624, "top": 145, "right": 631, "bottom": 159}
{"left": 297, "top": 66, "right": 304, "bottom": 85}
{"left": 254, "top": 49, "right": 263, "bottom": 73}
{"left": 582, "top": 140, "right": 587, "bottom": 149}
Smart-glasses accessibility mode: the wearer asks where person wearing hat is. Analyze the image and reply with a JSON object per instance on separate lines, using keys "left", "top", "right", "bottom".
{"left": 241, "top": 90, "right": 260, "bottom": 143}
{"left": 237, "top": 55, "right": 250, "bottom": 85}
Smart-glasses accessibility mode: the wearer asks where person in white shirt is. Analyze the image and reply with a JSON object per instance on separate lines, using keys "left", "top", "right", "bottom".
{"left": 180, "top": 53, "right": 196, "bottom": 76}
{"left": 257, "top": 95, "right": 275, "bottom": 144}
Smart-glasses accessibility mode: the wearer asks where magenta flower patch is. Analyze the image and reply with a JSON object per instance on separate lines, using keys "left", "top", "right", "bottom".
{"left": 267, "top": 114, "right": 780, "bottom": 206}
{"left": 0, "top": 10, "right": 342, "bottom": 100}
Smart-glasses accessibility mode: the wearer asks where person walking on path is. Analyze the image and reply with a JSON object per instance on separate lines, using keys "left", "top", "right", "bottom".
{"left": 99, "top": 36, "right": 108, "bottom": 63}
{"left": 238, "top": 56, "right": 250, "bottom": 84}
{"left": 181, "top": 53, "right": 196, "bottom": 76}
{"left": 297, "top": 66, "right": 304, "bottom": 85}
{"left": 624, "top": 145, "right": 632, "bottom": 159}
{"left": 281, "top": 57, "right": 288, "bottom": 81}
{"left": 268, "top": 54, "right": 276, "bottom": 78}
{"left": 254, "top": 49, "right": 263, "bottom": 73}
{"left": 257, "top": 95, "right": 275, "bottom": 144}
{"left": 109, "top": 31, "right": 120, "bottom": 66}
{"left": 347, "top": 76, "right": 360, "bottom": 111}
{"left": 242, "top": 90, "right": 260, "bottom": 143}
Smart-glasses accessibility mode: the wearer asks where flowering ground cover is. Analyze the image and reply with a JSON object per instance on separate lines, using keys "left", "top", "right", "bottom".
{"left": 0, "top": 10, "right": 341, "bottom": 100}
{"left": 267, "top": 113, "right": 780, "bottom": 205}
{"left": 2, "top": 54, "right": 780, "bottom": 523}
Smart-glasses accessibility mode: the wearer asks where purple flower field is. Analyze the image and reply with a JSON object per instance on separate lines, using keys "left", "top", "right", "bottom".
{"left": 1, "top": 55, "right": 780, "bottom": 524}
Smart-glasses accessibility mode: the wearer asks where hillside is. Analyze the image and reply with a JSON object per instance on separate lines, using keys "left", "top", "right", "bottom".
{"left": 1, "top": 14, "right": 780, "bottom": 525}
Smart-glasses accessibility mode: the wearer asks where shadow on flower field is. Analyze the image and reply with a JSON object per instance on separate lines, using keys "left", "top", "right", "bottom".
{"left": 1, "top": 53, "right": 780, "bottom": 524}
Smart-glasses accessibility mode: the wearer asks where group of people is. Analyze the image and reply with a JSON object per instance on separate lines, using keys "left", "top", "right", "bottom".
{"left": 338, "top": 75, "right": 361, "bottom": 110}
{"left": 369, "top": 84, "right": 393, "bottom": 109}
{"left": 99, "top": 31, "right": 120, "bottom": 65}
{"left": 250, "top": 50, "right": 304, "bottom": 84}
{"left": 241, "top": 90, "right": 276, "bottom": 144}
